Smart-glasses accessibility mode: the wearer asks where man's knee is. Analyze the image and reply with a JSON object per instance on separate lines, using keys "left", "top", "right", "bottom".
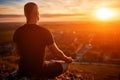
{"left": 44, "top": 60, "right": 70, "bottom": 78}
{"left": 58, "top": 61, "right": 69, "bottom": 73}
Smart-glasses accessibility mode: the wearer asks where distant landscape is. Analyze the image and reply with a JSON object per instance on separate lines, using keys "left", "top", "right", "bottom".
{"left": 0, "top": 21, "right": 120, "bottom": 80}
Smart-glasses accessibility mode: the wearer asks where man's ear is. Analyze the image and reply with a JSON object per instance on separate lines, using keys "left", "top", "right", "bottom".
{"left": 37, "top": 10, "right": 40, "bottom": 21}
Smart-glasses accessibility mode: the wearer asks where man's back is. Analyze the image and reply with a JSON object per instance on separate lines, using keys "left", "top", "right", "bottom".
{"left": 13, "top": 24, "right": 54, "bottom": 76}
{"left": 12, "top": 2, "right": 72, "bottom": 78}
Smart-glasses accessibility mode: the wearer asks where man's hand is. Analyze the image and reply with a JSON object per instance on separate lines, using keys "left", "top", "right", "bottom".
{"left": 64, "top": 57, "right": 73, "bottom": 63}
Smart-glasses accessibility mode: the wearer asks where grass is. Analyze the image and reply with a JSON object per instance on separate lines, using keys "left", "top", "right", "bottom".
{"left": 70, "top": 64, "right": 120, "bottom": 80}
{"left": 0, "top": 31, "right": 14, "bottom": 43}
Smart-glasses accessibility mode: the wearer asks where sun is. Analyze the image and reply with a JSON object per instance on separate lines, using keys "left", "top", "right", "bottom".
{"left": 95, "top": 8, "right": 115, "bottom": 20}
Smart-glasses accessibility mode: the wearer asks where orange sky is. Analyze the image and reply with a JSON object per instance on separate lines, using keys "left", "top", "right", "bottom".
{"left": 0, "top": 0, "right": 120, "bottom": 22}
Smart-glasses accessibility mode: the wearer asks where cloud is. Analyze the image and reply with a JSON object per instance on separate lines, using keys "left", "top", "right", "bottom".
{"left": 0, "top": 14, "right": 23, "bottom": 18}
{"left": 0, "top": 0, "right": 24, "bottom": 4}
{"left": 0, "top": 0, "right": 120, "bottom": 15}
{"left": 0, "top": 13, "right": 86, "bottom": 18}
{"left": 0, "top": 5, "right": 23, "bottom": 15}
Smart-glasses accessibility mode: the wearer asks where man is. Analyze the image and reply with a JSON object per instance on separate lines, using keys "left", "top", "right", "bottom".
{"left": 13, "top": 2, "right": 72, "bottom": 79}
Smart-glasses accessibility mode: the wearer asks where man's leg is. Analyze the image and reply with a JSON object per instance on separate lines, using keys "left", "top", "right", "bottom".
{"left": 44, "top": 60, "right": 69, "bottom": 79}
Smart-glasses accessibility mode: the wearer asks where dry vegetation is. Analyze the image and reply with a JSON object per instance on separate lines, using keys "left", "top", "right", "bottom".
{"left": 70, "top": 64, "right": 120, "bottom": 80}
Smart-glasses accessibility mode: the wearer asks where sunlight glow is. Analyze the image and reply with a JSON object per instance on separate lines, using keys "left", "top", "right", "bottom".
{"left": 95, "top": 8, "right": 115, "bottom": 20}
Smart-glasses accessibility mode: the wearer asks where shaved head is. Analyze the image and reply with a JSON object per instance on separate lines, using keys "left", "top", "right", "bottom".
{"left": 24, "top": 2, "right": 39, "bottom": 22}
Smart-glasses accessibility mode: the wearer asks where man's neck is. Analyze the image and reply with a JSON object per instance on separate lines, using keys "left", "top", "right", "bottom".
{"left": 26, "top": 19, "right": 38, "bottom": 24}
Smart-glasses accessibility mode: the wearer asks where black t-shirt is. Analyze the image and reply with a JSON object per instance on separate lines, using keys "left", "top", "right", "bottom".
{"left": 13, "top": 24, "right": 54, "bottom": 76}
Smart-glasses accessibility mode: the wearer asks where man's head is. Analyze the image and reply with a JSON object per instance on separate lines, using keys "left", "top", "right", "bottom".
{"left": 24, "top": 2, "right": 39, "bottom": 22}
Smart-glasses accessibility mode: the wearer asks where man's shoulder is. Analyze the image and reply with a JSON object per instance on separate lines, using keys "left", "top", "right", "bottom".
{"left": 15, "top": 24, "right": 51, "bottom": 34}
{"left": 34, "top": 25, "right": 51, "bottom": 33}
{"left": 15, "top": 24, "right": 27, "bottom": 31}
{"left": 16, "top": 24, "right": 47, "bottom": 30}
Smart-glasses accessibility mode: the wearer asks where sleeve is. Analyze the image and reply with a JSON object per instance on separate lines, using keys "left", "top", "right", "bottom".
{"left": 44, "top": 30, "right": 54, "bottom": 45}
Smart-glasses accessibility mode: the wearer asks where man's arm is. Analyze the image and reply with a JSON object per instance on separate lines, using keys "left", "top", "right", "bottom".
{"left": 47, "top": 43, "right": 72, "bottom": 63}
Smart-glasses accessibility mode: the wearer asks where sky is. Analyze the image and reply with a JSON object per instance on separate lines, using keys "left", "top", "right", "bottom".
{"left": 0, "top": 0, "right": 120, "bottom": 22}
